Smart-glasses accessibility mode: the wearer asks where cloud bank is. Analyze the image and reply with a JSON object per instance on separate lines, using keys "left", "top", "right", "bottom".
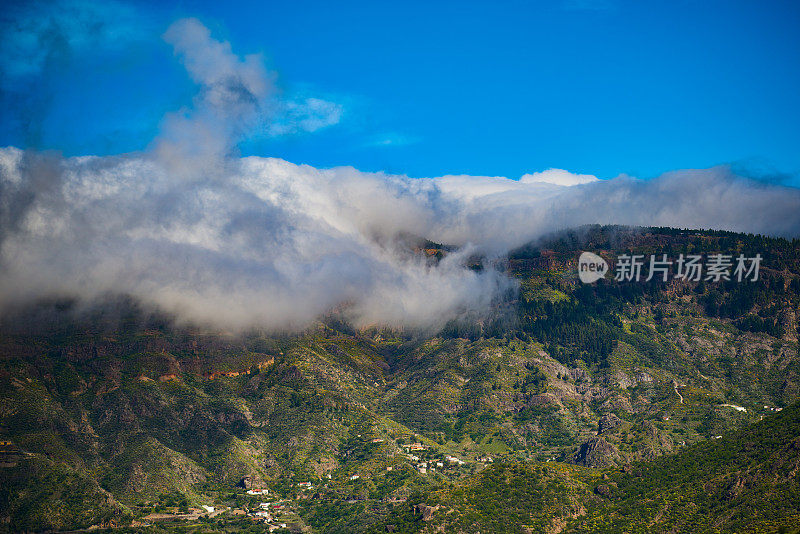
{"left": 1, "top": 17, "right": 799, "bottom": 332}
{"left": 520, "top": 169, "right": 599, "bottom": 186}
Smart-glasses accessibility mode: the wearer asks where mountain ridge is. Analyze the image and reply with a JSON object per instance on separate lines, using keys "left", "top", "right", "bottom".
{"left": 0, "top": 225, "right": 798, "bottom": 532}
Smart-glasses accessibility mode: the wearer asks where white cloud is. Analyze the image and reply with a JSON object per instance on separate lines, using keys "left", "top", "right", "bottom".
{"left": 159, "top": 17, "right": 343, "bottom": 167}
{"left": 2, "top": 148, "right": 799, "bottom": 331}
{"left": 265, "top": 96, "right": 343, "bottom": 137}
{"left": 163, "top": 18, "right": 269, "bottom": 104}
{"left": 1, "top": 18, "right": 798, "bottom": 332}
{"left": 520, "top": 168, "right": 599, "bottom": 186}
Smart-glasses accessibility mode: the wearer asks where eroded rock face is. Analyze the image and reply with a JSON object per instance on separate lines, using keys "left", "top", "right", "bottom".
{"left": 598, "top": 413, "right": 623, "bottom": 434}
{"left": 594, "top": 483, "right": 615, "bottom": 498}
{"left": 571, "top": 436, "right": 622, "bottom": 468}
{"left": 414, "top": 504, "right": 440, "bottom": 521}
{"left": 633, "top": 420, "right": 674, "bottom": 461}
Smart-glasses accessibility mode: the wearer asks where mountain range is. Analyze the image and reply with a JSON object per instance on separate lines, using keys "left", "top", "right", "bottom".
{"left": 1, "top": 225, "right": 799, "bottom": 533}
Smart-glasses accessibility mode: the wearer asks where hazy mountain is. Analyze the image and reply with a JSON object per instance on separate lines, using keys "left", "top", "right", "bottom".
{"left": 1, "top": 225, "right": 798, "bottom": 533}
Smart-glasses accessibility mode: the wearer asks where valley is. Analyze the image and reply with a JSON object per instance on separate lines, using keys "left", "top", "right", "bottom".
{"left": 1, "top": 226, "right": 799, "bottom": 533}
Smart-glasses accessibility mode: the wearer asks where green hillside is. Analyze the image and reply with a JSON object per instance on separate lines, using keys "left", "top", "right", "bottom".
{"left": 0, "top": 226, "right": 798, "bottom": 533}
{"left": 371, "top": 400, "right": 800, "bottom": 533}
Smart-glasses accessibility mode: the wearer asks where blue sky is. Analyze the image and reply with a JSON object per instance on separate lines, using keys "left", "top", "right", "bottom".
{"left": 1, "top": 0, "right": 799, "bottom": 182}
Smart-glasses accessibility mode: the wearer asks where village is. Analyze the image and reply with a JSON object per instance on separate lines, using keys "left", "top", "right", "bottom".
{"left": 138, "top": 486, "right": 294, "bottom": 532}
{"left": 131, "top": 433, "right": 499, "bottom": 532}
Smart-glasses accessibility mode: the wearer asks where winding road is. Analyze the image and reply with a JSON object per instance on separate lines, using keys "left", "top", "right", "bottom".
{"left": 674, "top": 382, "right": 684, "bottom": 404}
